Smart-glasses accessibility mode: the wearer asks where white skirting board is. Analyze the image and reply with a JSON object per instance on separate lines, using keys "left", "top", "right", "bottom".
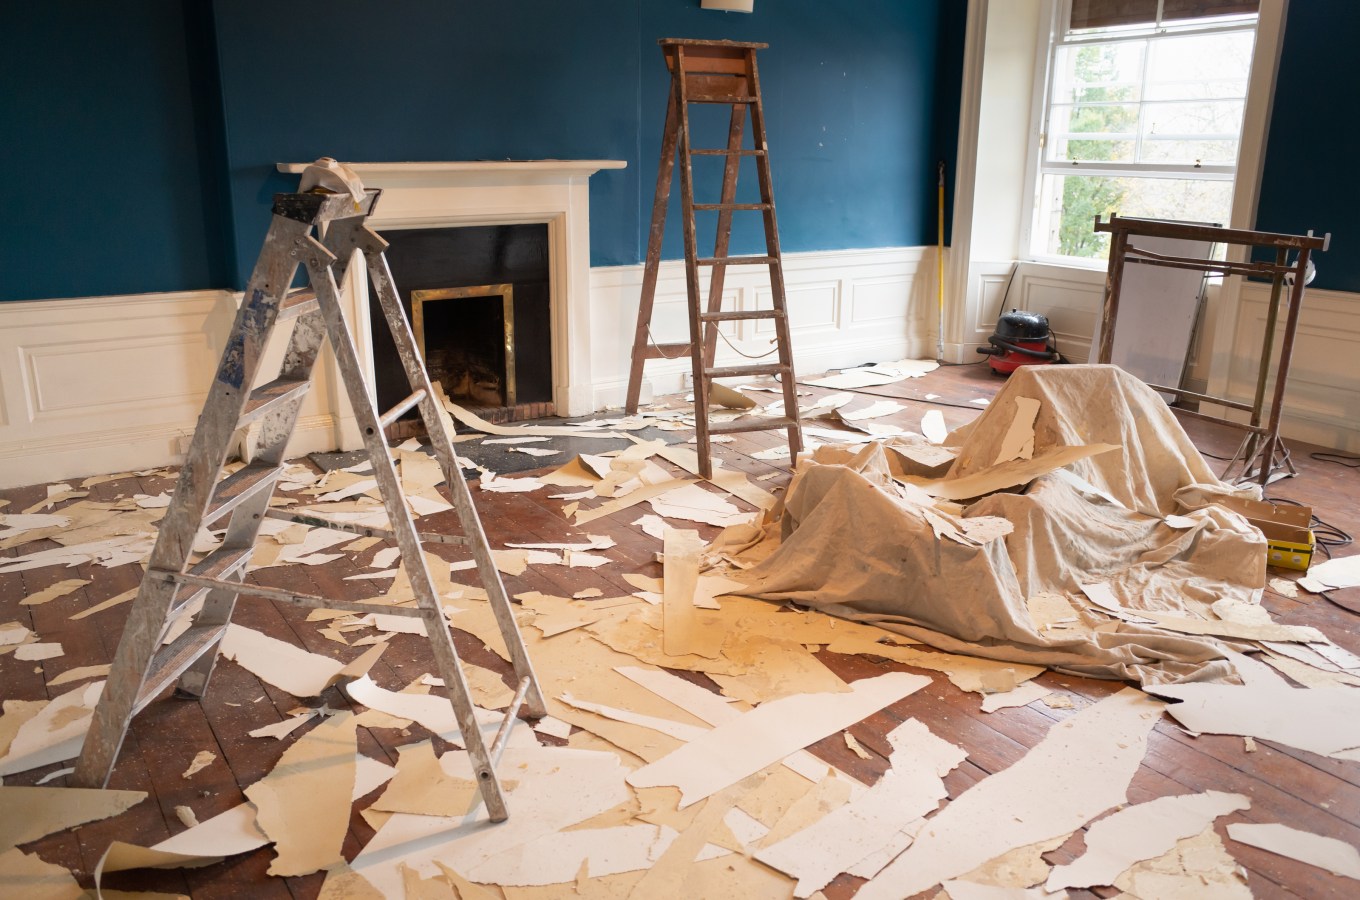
{"left": 0, "top": 246, "right": 936, "bottom": 488}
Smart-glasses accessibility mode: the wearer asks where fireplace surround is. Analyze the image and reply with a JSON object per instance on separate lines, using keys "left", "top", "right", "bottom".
{"left": 277, "top": 160, "right": 626, "bottom": 442}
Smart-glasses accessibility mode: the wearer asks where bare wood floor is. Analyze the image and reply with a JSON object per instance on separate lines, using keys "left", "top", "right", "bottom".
{"left": 2, "top": 361, "right": 1359, "bottom": 899}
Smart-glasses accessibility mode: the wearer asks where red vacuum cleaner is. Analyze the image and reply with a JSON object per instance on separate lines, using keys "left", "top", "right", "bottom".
{"left": 977, "top": 309, "right": 1063, "bottom": 375}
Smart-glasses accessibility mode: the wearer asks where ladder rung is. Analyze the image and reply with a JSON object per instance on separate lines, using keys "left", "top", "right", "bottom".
{"left": 709, "top": 416, "right": 800, "bottom": 436}
{"left": 240, "top": 377, "right": 311, "bottom": 426}
{"left": 698, "top": 256, "right": 779, "bottom": 266}
{"left": 165, "top": 571, "right": 427, "bottom": 618}
{"left": 705, "top": 363, "right": 788, "bottom": 379}
{"left": 688, "top": 94, "right": 758, "bottom": 104}
{"left": 645, "top": 342, "right": 693, "bottom": 359}
{"left": 134, "top": 621, "right": 231, "bottom": 714}
{"left": 278, "top": 288, "right": 319, "bottom": 320}
{"left": 169, "top": 546, "right": 255, "bottom": 615}
{"left": 690, "top": 149, "right": 766, "bottom": 157}
{"left": 262, "top": 507, "right": 470, "bottom": 545}
{"left": 378, "top": 389, "right": 428, "bottom": 430}
{"left": 692, "top": 203, "right": 771, "bottom": 211}
{"left": 206, "top": 464, "right": 280, "bottom": 525}
{"left": 700, "top": 309, "right": 783, "bottom": 323}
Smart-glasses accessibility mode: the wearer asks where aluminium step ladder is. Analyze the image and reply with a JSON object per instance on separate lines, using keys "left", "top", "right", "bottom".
{"left": 625, "top": 38, "right": 803, "bottom": 478}
{"left": 72, "top": 176, "right": 545, "bottom": 822}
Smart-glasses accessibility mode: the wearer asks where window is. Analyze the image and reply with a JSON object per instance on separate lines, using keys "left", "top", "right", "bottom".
{"left": 1027, "top": 1, "right": 1259, "bottom": 261}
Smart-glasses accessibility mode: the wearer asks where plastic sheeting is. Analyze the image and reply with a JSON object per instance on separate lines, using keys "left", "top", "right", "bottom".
{"left": 736, "top": 366, "right": 1266, "bottom": 685}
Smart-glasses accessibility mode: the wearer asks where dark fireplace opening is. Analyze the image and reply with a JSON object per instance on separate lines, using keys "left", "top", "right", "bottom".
{"left": 370, "top": 223, "right": 553, "bottom": 433}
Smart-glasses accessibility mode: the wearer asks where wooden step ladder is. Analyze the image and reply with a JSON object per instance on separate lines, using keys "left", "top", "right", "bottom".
{"left": 625, "top": 38, "right": 803, "bottom": 478}
{"left": 72, "top": 174, "right": 545, "bottom": 822}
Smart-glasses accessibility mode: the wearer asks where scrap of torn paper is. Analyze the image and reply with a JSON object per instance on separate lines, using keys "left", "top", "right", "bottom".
{"left": 1115, "top": 826, "right": 1251, "bottom": 898}
{"left": 0, "top": 785, "right": 146, "bottom": 853}
{"left": 244, "top": 711, "right": 358, "bottom": 876}
{"left": 0, "top": 680, "right": 103, "bottom": 777}
{"left": 756, "top": 718, "right": 967, "bottom": 897}
{"left": 627, "top": 671, "right": 929, "bottom": 808}
{"left": 804, "top": 359, "right": 939, "bottom": 389}
{"left": 181, "top": 750, "right": 215, "bottom": 779}
{"left": 96, "top": 754, "right": 394, "bottom": 886}
{"left": 1046, "top": 791, "right": 1250, "bottom": 891}
{"left": 19, "top": 578, "right": 88, "bottom": 606}
{"left": 348, "top": 745, "right": 631, "bottom": 898}
{"left": 220, "top": 624, "right": 385, "bottom": 698}
{"left": 1298, "top": 553, "right": 1360, "bottom": 594}
{"left": 648, "top": 483, "right": 753, "bottom": 528}
{"left": 1146, "top": 662, "right": 1360, "bottom": 761}
{"left": 855, "top": 688, "right": 1164, "bottom": 899}
{"left": 994, "top": 397, "right": 1040, "bottom": 464}
{"left": 1228, "top": 822, "right": 1360, "bottom": 881}
{"left": 921, "top": 409, "right": 948, "bottom": 445}
{"left": 0, "top": 847, "right": 83, "bottom": 897}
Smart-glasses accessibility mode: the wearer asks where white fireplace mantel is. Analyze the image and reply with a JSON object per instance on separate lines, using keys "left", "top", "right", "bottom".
{"left": 277, "top": 159, "right": 626, "bottom": 426}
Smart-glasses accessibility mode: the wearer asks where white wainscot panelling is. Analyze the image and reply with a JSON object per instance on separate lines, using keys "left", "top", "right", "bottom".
{"left": 0, "top": 247, "right": 936, "bottom": 488}
{"left": 1224, "top": 284, "right": 1360, "bottom": 453}
{"left": 589, "top": 247, "right": 932, "bottom": 409}
{"left": 752, "top": 280, "right": 839, "bottom": 335}
{"left": 0, "top": 290, "right": 346, "bottom": 488}
{"left": 1013, "top": 265, "right": 1104, "bottom": 363}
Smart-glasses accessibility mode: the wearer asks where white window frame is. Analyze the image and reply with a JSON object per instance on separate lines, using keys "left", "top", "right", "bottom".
{"left": 1019, "top": 0, "right": 1260, "bottom": 267}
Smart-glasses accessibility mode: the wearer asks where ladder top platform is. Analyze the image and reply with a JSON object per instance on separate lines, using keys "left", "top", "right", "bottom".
{"left": 272, "top": 188, "right": 380, "bottom": 224}
{"left": 658, "top": 38, "right": 768, "bottom": 50}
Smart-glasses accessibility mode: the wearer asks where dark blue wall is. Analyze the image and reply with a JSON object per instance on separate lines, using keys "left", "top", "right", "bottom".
{"left": 1254, "top": 0, "right": 1358, "bottom": 293}
{"left": 0, "top": 1, "right": 229, "bottom": 301}
{"left": 1, "top": 0, "right": 964, "bottom": 301}
{"left": 636, "top": 1, "right": 953, "bottom": 260}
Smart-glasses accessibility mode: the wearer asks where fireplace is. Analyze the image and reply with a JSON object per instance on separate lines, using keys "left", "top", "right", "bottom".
{"left": 372, "top": 223, "right": 554, "bottom": 426}
{"left": 275, "top": 159, "right": 626, "bottom": 448}
{"left": 413, "top": 283, "right": 516, "bottom": 408}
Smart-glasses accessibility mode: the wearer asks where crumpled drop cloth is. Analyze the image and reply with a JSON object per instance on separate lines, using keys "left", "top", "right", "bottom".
{"left": 735, "top": 365, "right": 1268, "bottom": 685}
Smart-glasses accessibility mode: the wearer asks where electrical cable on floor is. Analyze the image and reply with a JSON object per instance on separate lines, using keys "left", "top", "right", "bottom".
{"left": 937, "top": 263, "right": 1022, "bottom": 368}
{"left": 1311, "top": 451, "right": 1360, "bottom": 468}
{"left": 1265, "top": 496, "right": 1352, "bottom": 561}
{"left": 1260, "top": 496, "right": 1358, "bottom": 616}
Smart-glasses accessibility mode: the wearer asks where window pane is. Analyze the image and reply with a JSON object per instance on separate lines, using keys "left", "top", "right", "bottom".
{"left": 1145, "top": 31, "right": 1254, "bottom": 100}
{"left": 1052, "top": 42, "right": 1144, "bottom": 105}
{"left": 1048, "top": 102, "right": 1139, "bottom": 163}
{"left": 1139, "top": 99, "right": 1244, "bottom": 163}
{"left": 1035, "top": 174, "right": 1234, "bottom": 259}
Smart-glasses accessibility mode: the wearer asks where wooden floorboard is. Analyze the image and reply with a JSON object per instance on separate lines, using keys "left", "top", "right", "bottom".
{"left": 3, "top": 361, "right": 1360, "bottom": 898}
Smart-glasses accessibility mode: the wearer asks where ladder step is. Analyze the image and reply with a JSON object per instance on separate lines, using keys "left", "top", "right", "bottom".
{"left": 378, "top": 388, "right": 428, "bottom": 430}
{"left": 700, "top": 309, "right": 783, "bottom": 323}
{"left": 205, "top": 463, "right": 280, "bottom": 525}
{"left": 688, "top": 94, "right": 758, "bottom": 104}
{"left": 278, "top": 288, "right": 319, "bottom": 320}
{"left": 698, "top": 256, "right": 779, "bottom": 266}
{"left": 240, "top": 376, "right": 311, "bottom": 426}
{"left": 705, "top": 363, "right": 789, "bottom": 379}
{"left": 645, "top": 342, "right": 693, "bottom": 359}
{"left": 692, "top": 203, "right": 771, "bottom": 211}
{"left": 134, "top": 622, "right": 231, "bottom": 714}
{"left": 690, "top": 149, "right": 766, "bottom": 157}
{"left": 709, "top": 416, "right": 800, "bottom": 436}
{"left": 169, "top": 546, "right": 255, "bottom": 615}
